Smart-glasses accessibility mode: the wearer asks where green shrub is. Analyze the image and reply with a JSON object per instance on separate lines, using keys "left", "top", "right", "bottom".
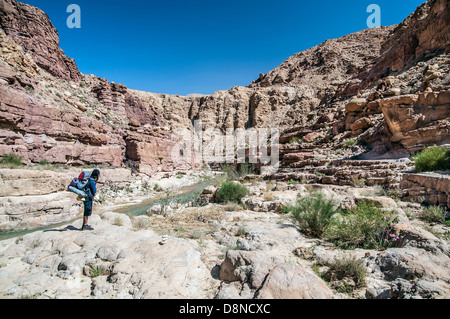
{"left": 420, "top": 206, "right": 446, "bottom": 224}
{"left": 0, "top": 153, "right": 24, "bottom": 168}
{"left": 413, "top": 146, "right": 450, "bottom": 172}
{"left": 216, "top": 181, "right": 249, "bottom": 204}
{"left": 323, "top": 255, "right": 367, "bottom": 292}
{"left": 221, "top": 163, "right": 256, "bottom": 180}
{"left": 324, "top": 201, "right": 400, "bottom": 249}
{"left": 38, "top": 159, "right": 50, "bottom": 165}
{"left": 285, "top": 193, "right": 340, "bottom": 237}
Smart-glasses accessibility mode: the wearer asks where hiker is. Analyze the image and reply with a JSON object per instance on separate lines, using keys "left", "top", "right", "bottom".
{"left": 82, "top": 169, "right": 100, "bottom": 231}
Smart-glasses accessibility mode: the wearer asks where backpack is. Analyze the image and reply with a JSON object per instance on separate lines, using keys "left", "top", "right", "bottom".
{"left": 69, "top": 171, "right": 91, "bottom": 191}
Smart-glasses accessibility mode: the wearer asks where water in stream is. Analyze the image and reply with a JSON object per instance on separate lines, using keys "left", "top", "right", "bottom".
{"left": 113, "top": 177, "right": 220, "bottom": 217}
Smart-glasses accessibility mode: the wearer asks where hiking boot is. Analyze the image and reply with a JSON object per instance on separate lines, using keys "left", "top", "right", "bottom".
{"left": 82, "top": 224, "right": 94, "bottom": 231}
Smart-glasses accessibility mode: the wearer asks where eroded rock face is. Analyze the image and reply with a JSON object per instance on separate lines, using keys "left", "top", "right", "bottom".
{"left": 0, "top": 0, "right": 81, "bottom": 82}
{"left": 0, "top": 84, "right": 126, "bottom": 166}
{"left": 342, "top": 0, "right": 450, "bottom": 94}
{"left": 401, "top": 172, "right": 450, "bottom": 209}
{"left": 92, "top": 79, "right": 164, "bottom": 128}
{"left": 250, "top": 27, "right": 394, "bottom": 100}
{"left": 380, "top": 92, "right": 450, "bottom": 152}
{"left": 376, "top": 0, "right": 449, "bottom": 73}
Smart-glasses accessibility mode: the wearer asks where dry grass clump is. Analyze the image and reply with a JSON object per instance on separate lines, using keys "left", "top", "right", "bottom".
{"left": 143, "top": 206, "right": 225, "bottom": 240}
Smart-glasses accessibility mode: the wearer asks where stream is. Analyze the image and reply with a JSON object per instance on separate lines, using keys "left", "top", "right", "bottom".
{"left": 0, "top": 177, "right": 221, "bottom": 242}
{"left": 113, "top": 177, "right": 220, "bottom": 216}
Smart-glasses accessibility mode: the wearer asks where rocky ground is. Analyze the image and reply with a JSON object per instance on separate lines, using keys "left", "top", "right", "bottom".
{"left": 0, "top": 171, "right": 448, "bottom": 299}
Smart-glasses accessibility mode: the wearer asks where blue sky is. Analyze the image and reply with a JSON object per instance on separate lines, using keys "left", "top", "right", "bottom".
{"left": 20, "top": 0, "right": 426, "bottom": 95}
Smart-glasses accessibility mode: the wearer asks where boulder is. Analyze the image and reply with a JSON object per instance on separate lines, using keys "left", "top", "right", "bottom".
{"left": 345, "top": 98, "right": 367, "bottom": 112}
{"left": 0, "top": 192, "right": 78, "bottom": 231}
{"left": 380, "top": 92, "right": 450, "bottom": 152}
{"left": 302, "top": 132, "right": 322, "bottom": 143}
{"left": 201, "top": 185, "right": 217, "bottom": 203}
{"left": 383, "top": 88, "right": 401, "bottom": 97}
{"left": 0, "top": 169, "right": 68, "bottom": 197}
{"left": 219, "top": 250, "right": 334, "bottom": 299}
{"left": 350, "top": 117, "right": 373, "bottom": 132}
{"left": 256, "top": 263, "right": 335, "bottom": 299}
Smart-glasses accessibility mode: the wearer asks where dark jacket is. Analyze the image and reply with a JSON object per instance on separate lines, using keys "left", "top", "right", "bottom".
{"left": 85, "top": 178, "right": 97, "bottom": 200}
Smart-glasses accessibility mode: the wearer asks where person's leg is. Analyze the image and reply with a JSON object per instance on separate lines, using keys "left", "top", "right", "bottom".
{"left": 82, "top": 200, "right": 93, "bottom": 231}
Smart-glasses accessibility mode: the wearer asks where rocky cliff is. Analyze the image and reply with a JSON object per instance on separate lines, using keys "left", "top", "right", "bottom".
{"left": 0, "top": 0, "right": 197, "bottom": 173}
{"left": 0, "top": 0, "right": 81, "bottom": 82}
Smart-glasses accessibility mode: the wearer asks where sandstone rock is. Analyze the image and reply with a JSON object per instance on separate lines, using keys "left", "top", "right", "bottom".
{"left": 0, "top": 215, "right": 215, "bottom": 299}
{"left": 75, "top": 102, "right": 87, "bottom": 112}
{"left": 350, "top": 117, "right": 372, "bottom": 132}
{"left": 219, "top": 250, "right": 334, "bottom": 299}
{"left": 380, "top": 92, "right": 450, "bottom": 152}
{"left": 302, "top": 132, "right": 322, "bottom": 143}
{"left": 424, "top": 71, "right": 442, "bottom": 83}
{"left": 316, "top": 113, "right": 335, "bottom": 124}
{"left": 354, "top": 196, "right": 398, "bottom": 210}
{"left": 201, "top": 185, "right": 217, "bottom": 203}
{"left": 241, "top": 197, "right": 273, "bottom": 213}
{"left": 352, "top": 0, "right": 450, "bottom": 92}
{"left": 219, "top": 250, "right": 280, "bottom": 288}
{"left": 345, "top": 98, "right": 368, "bottom": 112}
{"left": 0, "top": 85, "right": 126, "bottom": 167}
{"left": 400, "top": 173, "right": 450, "bottom": 209}
{"left": 129, "top": 119, "right": 141, "bottom": 127}
{"left": 383, "top": 88, "right": 401, "bottom": 97}
{"left": 0, "top": 169, "right": 68, "bottom": 197}
{"left": 0, "top": 192, "right": 78, "bottom": 231}
{"left": 376, "top": 247, "right": 450, "bottom": 283}
{"left": 367, "top": 100, "right": 380, "bottom": 112}
{"left": 0, "top": 0, "right": 81, "bottom": 82}
{"left": 256, "top": 263, "right": 334, "bottom": 299}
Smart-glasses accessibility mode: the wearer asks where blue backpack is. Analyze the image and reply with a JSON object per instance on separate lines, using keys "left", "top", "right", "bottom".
{"left": 70, "top": 171, "right": 91, "bottom": 190}
{"left": 68, "top": 171, "right": 91, "bottom": 198}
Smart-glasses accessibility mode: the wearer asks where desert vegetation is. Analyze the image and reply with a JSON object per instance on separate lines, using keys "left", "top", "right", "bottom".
{"left": 284, "top": 194, "right": 401, "bottom": 250}
{"left": 413, "top": 146, "right": 450, "bottom": 173}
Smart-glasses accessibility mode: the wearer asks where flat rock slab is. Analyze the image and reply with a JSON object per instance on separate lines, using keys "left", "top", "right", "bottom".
{"left": 0, "top": 212, "right": 215, "bottom": 299}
